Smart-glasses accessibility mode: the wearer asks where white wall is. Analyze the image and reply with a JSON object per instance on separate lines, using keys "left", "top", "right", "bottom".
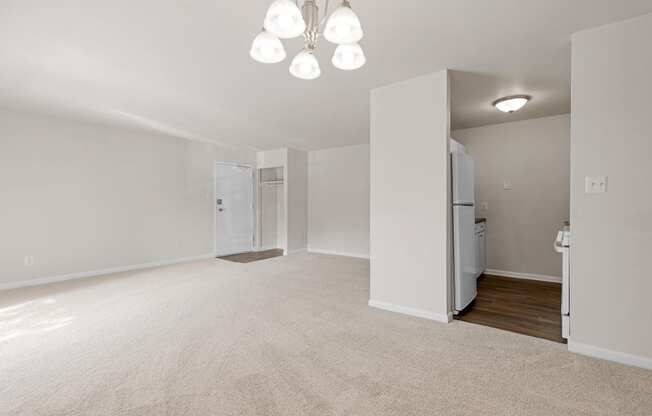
{"left": 308, "top": 144, "right": 370, "bottom": 258}
{"left": 569, "top": 13, "right": 652, "bottom": 368}
{"left": 286, "top": 148, "right": 308, "bottom": 254}
{"left": 453, "top": 114, "right": 570, "bottom": 280}
{"left": 0, "top": 109, "right": 255, "bottom": 289}
{"left": 369, "top": 70, "right": 451, "bottom": 322}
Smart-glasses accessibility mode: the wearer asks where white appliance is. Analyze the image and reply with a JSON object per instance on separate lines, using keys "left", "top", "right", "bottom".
{"left": 554, "top": 227, "right": 571, "bottom": 339}
{"left": 474, "top": 221, "right": 487, "bottom": 278}
{"left": 449, "top": 138, "right": 467, "bottom": 154}
{"left": 452, "top": 151, "right": 477, "bottom": 312}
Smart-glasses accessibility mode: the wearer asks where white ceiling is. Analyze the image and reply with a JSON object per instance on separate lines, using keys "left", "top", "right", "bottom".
{"left": 1, "top": 1, "right": 651, "bottom": 150}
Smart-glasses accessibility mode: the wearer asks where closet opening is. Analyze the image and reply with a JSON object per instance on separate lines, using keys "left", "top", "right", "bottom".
{"left": 258, "top": 166, "right": 286, "bottom": 256}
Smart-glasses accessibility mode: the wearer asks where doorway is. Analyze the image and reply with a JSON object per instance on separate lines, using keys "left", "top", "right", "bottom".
{"left": 449, "top": 122, "right": 569, "bottom": 344}
{"left": 214, "top": 163, "right": 254, "bottom": 256}
{"left": 258, "top": 166, "right": 286, "bottom": 254}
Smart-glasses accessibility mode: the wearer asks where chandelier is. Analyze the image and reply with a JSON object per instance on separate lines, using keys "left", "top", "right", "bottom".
{"left": 250, "top": 0, "right": 365, "bottom": 80}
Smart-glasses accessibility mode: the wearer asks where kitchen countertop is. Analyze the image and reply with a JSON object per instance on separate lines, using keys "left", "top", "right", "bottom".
{"left": 475, "top": 218, "right": 487, "bottom": 224}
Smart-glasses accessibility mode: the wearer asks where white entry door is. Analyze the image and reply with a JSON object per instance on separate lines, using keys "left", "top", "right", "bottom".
{"left": 215, "top": 164, "right": 254, "bottom": 256}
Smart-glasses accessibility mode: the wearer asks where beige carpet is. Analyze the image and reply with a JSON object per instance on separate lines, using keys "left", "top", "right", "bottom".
{"left": 1, "top": 253, "right": 650, "bottom": 415}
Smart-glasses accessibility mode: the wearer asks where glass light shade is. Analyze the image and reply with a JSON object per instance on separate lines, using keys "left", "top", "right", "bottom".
{"left": 289, "top": 50, "right": 321, "bottom": 80}
{"left": 263, "top": 0, "right": 306, "bottom": 39}
{"left": 324, "top": 2, "right": 363, "bottom": 44}
{"left": 250, "top": 30, "right": 286, "bottom": 63}
{"left": 332, "top": 43, "right": 366, "bottom": 70}
{"left": 493, "top": 95, "right": 531, "bottom": 113}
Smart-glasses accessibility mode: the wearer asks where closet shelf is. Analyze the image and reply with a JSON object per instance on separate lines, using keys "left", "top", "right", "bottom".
{"left": 261, "top": 179, "right": 284, "bottom": 186}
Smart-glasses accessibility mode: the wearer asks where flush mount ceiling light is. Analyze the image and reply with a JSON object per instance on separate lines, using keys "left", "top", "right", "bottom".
{"left": 251, "top": 0, "right": 366, "bottom": 80}
{"left": 492, "top": 95, "right": 531, "bottom": 113}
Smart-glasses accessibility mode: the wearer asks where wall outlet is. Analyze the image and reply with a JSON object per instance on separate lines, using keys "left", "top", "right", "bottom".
{"left": 24, "top": 256, "right": 34, "bottom": 266}
{"left": 503, "top": 180, "right": 513, "bottom": 190}
{"left": 585, "top": 176, "right": 608, "bottom": 194}
{"left": 480, "top": 202, "right": 489, "bottom": 211}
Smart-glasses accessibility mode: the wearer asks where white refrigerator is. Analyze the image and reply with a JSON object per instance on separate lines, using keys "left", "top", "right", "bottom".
{"left": 452, "top": 151, "right": 477, "bottom": 312}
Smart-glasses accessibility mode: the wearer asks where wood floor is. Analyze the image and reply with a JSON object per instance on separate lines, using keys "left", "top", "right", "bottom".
{"left": 218, "top": 249, "right": 284, "bottom": 263}
{"left": 455, "top": 274, "right": 564, "bottom": 343}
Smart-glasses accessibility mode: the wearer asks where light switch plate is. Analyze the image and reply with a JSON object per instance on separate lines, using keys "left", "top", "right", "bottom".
{"left": 585, "top": 176, "right": 608, "bottom": 194}
{"left": 503, "top": 180, "right": 513, "bottom": 190}
{"left": 480, "top": 202, "right": 489, "bottom": 211}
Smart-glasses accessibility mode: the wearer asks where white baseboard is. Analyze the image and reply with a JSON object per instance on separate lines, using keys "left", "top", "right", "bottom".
{"left": 308, "top": 248, "right": 370, "bottom": 260}
{"left": 285, "top": 248, "right": 307, "bottom": 255}
{"left": 0, "top": 253, "right": 215, "bottom": 291}
{"left": 368, "top": 299, "right": 452, "bottom": 323}
{"left": 485, "top": 268, "right": 562, "bottom": 283}
{"left": 568, "top": 340, "right": 652, "bottom": 370}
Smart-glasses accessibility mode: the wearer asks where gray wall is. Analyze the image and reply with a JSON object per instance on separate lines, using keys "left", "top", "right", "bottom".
{"left": 453, "top": 114, "right": 570, "bottom": 279}
{"left": 308, "top": 144, "right": 370, "bottom": 258}
{"left": 0, "top": 109, "right": 255, "bottom": 288}
{"left": 369, "top": 71, "right": 451, "bottom": 322}
{"left": 570, "top": 13, "right": 652, "bottom": 366}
